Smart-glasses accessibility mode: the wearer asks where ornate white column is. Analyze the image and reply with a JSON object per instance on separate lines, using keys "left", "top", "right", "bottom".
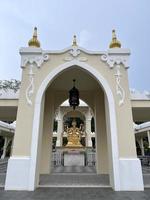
{"left": 85, "top": 108, "right": 92, "bottom": 147}
{"left": 56, "top": 108, "right": 63, "bottom": 147}
{"left": 147, "top": 131, "right": 150, "bottom": 148}
{"left": 140, "top": 138, "right": 145, "bottom": 156}
{"left": 10, "top": 138, "right": 14, "bottom": 157}
{"left": 1, "top": 137, "right": 8, "bottom": 159}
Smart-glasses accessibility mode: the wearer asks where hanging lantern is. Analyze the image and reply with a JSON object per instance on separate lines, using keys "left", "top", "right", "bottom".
{"left": 69, "top": 79, "right": 79, "bottom": 110}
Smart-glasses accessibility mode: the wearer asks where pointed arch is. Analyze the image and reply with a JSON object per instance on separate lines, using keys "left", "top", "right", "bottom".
{"left": 29, "top": 59, "right": 120, "bottom": 190}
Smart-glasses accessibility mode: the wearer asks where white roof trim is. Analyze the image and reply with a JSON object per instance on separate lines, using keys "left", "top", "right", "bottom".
{"left": 130, "top": 89, "right": 150, "bottom": 100}
{"left": 134, "top": 121, "right": 150, "bottom": 134}
{"left": 0, "top": 89, "right": 19, "bottom": 99}
{"left": 0, "top": 121, "right": 15, "bottom": 134}
{"left": 20, "top": 46, "right": 130, "bottom": 55}
{"left": 61, "top": 99, "right": 88, "bottom": 107}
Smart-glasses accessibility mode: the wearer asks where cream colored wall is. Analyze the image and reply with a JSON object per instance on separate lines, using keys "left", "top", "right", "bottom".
{"left": 12, "top": 48, "right": 136, "bottom": 160}
{"left": 12, "top": 70, "right": 35, "bottom": 156}
{"left": 115, "top": 69, "right": 137, "bottom": 157}
{"left": 95, "top": 90, "right": 109, "bottom": 174}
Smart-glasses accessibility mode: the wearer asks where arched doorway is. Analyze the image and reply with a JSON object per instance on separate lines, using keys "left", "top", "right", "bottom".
{"left": 28, "top": 61, "right": 120, "bottom": 190}
{"left": 45, "top": 99, "right": 97, "bottom": 178}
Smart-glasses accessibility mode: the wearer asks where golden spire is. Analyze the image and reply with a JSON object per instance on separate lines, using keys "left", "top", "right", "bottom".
{"left": 72, "top": 35, "right": 77, "bottom": 47}
{"left": 28, "top": 27, "right": 40, "bottom": 48}
{"left": 109, "top": 29, "right": 121, "bottom": 48}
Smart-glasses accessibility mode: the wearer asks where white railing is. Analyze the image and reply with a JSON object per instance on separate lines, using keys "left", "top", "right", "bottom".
{"left": 86, "top": 152, "right": 96, "bottom": 166}
{"left": 52, "top": 151, "right": 63, "bottom": 166}
{"left": 52, "top": 151, "right": 96, "bottom": 166}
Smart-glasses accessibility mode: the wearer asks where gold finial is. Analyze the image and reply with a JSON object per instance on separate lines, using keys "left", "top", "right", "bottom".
{"left": 28, "top": 27, "right": 40, "bottom": 48}
{"left": 72, "top": 35, "right": 77, "bottom": 47}
{"left": 109, "top": 29, "right": 121, "bottom": 48}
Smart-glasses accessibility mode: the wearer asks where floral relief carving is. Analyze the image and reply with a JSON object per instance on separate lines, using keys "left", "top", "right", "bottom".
{"left": 26, "top": 64, "right": 34, "bottom": 106}
{"left": 115, "top": 65, "right": 125, "bottom": 106}
{"left": 101, "top": 54, "right": 129, "bottom": 69}
{"left": 69, "top": 46, "right": 80, "bottom": 57}
{"left": 64, "top": 47, "right": 87, "bottom": 62}
{"left": 21, "top": 54, "right": 49, "bottom": 68}
{"left": 101, "top": 53, "right": 128, "bottom": 106}
{"left": 22, "top": 54, "right": 49, "bottom": 106}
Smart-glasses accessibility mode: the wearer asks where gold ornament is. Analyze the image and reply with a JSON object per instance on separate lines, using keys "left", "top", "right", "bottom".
{"left": 28, "top": 27, "right": 40, "bottom": 48}
{"left": 109, "top": 29, "right": 121, "bottom": 48}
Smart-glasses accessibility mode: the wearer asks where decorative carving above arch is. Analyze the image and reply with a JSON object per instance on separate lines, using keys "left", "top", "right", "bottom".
{"left": 64, "top": 56, "right": 88, "bottom": 62}
{"left": 64, "top": 46, "right": 88, "bottom": 62}
{"left": 114, "top": 65, "right": 125, "bottom": 106}
{"left": 70, "top": 46, "right": 80, "bottom": 57}
{"left": 26, "top": 64, "right": 35, "bottom": 106}
{"left": 21, "top": 54, "right": 49, "bottom": 68}
{"left": 101, "top": 53, "right": 129, "bottom": 69}
{"left": 101, "top": 53, "right": 128, "bottom": 106}
{"left": 22, "top": 54, "right": 49, "bottom": 106}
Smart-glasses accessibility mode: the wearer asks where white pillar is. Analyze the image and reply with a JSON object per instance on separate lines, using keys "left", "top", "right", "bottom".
{"left": 56, "top": 108, "right": 63, "bottom": 147}
{"left": 147, "top": 131, "right": 150, "bottom": 148}
{"left": 85, "top": 110, "right": 92, "bottom": 147}
{"left": 1, "top": 137, "right": 8, "bottom": 159}
{"left": 10, "top": 138, "right": 14, "bottom": 156}
{"left": 140, "top": 138, "right": 145, "bottom": 156}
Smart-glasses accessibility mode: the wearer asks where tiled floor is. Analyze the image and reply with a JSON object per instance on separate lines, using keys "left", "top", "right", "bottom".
{"left": 1, "top": 166, "right": 150, "bottom": 187}
{"left": 0, "top": 188, "right": 150, "bottom": 200}
{"left": 1, "top": 166, "right": 150, "bottom": 199}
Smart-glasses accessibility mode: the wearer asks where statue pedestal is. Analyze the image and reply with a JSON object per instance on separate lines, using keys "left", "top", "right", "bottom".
{"left": 64, "top": 150, "right": 85, "bottom": 166}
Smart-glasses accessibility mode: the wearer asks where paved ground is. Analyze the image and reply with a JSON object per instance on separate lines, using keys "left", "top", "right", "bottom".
{"left": 0, "top": 188, "right": 150, "bottom": 200}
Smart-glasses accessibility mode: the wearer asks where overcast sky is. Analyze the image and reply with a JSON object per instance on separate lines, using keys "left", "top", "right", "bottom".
{"left": 0, "top": 0, "right": 150, "bottom": 91}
